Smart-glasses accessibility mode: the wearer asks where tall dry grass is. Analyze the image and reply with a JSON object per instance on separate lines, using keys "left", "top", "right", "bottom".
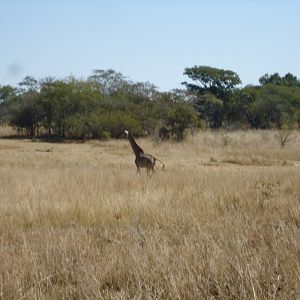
{"left": 0, "top": 125, "right": 17, "bottom": 137}
{"left": 0, "top": 130, "right": 300, "bottom": 299}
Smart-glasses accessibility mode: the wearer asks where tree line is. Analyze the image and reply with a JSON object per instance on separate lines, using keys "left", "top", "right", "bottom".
{"left": 0, "top": 67, "right": 300, "bottom": 141}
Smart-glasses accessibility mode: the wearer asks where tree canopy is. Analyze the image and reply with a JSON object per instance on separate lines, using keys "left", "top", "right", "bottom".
{"left": 0, "top": 70, "right": 200, "bottom": 140}
{"left": 181, "top": 67, "right": 300, "bottom": 129}
{"left": 182, "top": 66, "right": 241, "bottom": 99}
{"left": 1, "top": 68, "right": 300, "bottom": 140}
{"left": 182, "top": 66, "right": 242, "bottom": 128}
{"left": 259, "top": 73, "right": 300, "bottom": 87}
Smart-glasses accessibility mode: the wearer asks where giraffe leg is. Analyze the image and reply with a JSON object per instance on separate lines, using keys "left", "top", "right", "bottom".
{"left": 151, "top": 166, "right": 155, "bottom": 177}
{"left": 147, "top": 166, "right": 155, "bottom": 177}
{"left": 146, "top": 167, "right": 151, "bottom": 177}
{"left": 135, "top": 159, "right": 141, "bottom": 176}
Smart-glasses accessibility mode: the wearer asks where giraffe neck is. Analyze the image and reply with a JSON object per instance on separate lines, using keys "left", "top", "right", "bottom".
{"left": 128, "top": 133, "right": 144, "bottom": 157}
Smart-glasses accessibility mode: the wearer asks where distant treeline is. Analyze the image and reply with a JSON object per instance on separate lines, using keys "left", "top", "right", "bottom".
{"left": 0, "top": 67, "right": 300, "bottom": 140}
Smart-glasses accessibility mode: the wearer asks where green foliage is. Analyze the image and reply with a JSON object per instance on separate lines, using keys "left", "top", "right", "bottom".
{"left": 167, "top": 103, "right": 201, "bottom": 141}
{"left": 0, "top": 85, "right": 17, "bottom": 123}
{"left": 234, "top": 84, "right": 300, "bottom": 129}
{"left": 65, "top": 114, "right": 89, "bottom": 138}
{"left": 259, "top": 72, "right": 300, "bottom": 87}
{"left": 99, "top": 130, "right": 111, "bottom": 140}
{"left": 0, "top": 85, "right": 16, "bottom": 102}
{"left": 88, "top": 69, "right": 127, "bottom": 95}
{"left": 229, "top": 86, "right": 260, "bottom": 128}
{"left": 192, "top": 92, "right": 223, "bottom": 128}
{"left": 183, "top": 66, "right": 241, "bottom": 128}
{"left": 18, "top": 76, "right": 39, "bottom": 92}
{"left": 96, "top": 111, "right": 142, "bottom": 138}
{"left": 1, "top": 68, "right": 300, "bottom": 138}
{"left": 1, "top": 71, "right": 169, "bottom": 139}
{"left": 183, "top": 67, "right": 300, "bottom": 130}
{"left": 183, "top": 65, "right": 241, "bottom": 99}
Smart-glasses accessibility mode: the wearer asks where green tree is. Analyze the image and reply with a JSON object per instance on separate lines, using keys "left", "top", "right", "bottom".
{"left": 255, "top": 85, "right": 297, "bottom": 128}
{"left": 8, "top": 76, "right": 42, "bottom": 135}
{"left": 167, "top": 103, "right": 201, "bottom": 141}
{"left": 10, "top": 92, "right": 42, "bottom": 136}
{"left": 88, "top": 69, "right": 127, "bottom": 95}
{"left": 18, "top": 76, "right": 39, "bottom": 93}
{"left": 182, "top": 66, "right": 241, "bottom": 128}
{"left": 230, "top": 86, "right": 261, "bottom": 128}
{"left": 233, "top": 84, "right": 300, "bottom": 129}
{"left": 0, "top": 85, "right": 16, "bottom": 103}
{"left": 191, "top": 92, "right": 223, "bottom": 128}
{"left": 0, "top": 85, "right": 16, "bottom": 123}
{"left": 182, "top": 65, "right": 241, "bottom": 99}
{"left": 259, "top": 72, "right": 300, "bottom": 87}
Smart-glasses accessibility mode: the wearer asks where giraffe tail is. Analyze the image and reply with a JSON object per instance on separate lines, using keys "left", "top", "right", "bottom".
{"left": 154, "top": 158, "right": 166, "bottom": 171}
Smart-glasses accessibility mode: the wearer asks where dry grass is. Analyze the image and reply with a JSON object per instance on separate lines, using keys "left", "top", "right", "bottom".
{"left": 0, "top": 129, "right": 300, "bottom": 299}
{"left": 0, "top": 125, "right": 17, "bottom": 137}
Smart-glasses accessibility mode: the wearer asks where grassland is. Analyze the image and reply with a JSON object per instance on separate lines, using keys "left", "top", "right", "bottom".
{"left": 0, "top": 129, "right": 300, "bottom": 299}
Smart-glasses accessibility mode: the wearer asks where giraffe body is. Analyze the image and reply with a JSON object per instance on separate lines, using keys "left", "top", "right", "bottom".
{"left": 135, "top": 153, "right": 156, "bottom": 174}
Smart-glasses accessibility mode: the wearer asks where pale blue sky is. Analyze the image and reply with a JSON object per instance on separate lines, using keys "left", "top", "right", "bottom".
{"left": 1, "top": 0, "right": 300, "bottom": 91}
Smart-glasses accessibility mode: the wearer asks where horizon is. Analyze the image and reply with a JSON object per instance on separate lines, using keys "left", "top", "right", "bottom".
{"left": 1, "top": 0, "right": 300, "bottom": 91}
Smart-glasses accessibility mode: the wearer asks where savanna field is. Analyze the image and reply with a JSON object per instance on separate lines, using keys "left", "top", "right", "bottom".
{"left": 0, "top": 127, "right": 300, "bottom": 299}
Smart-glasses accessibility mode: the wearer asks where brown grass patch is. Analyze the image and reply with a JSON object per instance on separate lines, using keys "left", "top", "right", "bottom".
{"left": 0, "top": 130, "right": 300, "bottom": 299}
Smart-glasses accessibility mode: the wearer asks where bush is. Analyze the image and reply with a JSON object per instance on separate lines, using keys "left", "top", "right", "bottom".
{"left": 167, "top": 103, "right": 201, "bottom": 141}
{"left": 65, "top": 114, "right": 89, "bottom": 138}
{"left": 99, "top": 130, "right": 111, "bottom": 140}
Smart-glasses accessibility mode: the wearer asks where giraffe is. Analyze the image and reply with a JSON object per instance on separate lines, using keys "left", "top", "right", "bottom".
{"left": 124, "top": 130, "right": 165, "bottom": 176}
